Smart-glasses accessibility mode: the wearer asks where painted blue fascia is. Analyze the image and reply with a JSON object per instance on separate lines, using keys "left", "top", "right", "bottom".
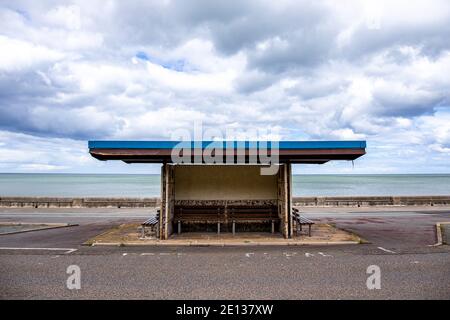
{"left": 88, "top": 140, "right": 366, "bottom": 150}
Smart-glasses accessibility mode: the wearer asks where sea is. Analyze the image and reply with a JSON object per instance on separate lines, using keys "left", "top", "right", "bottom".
{"left": 0, "top": 173, "right": 449, "bottom": 197}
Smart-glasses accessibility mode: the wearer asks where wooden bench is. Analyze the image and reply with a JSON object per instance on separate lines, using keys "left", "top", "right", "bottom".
{"left": 174, "top": 206, "right": 225, "bottom": 234}
{"left": 292, "top": 207, "right": 314, "bottom": 237}
{"left": 229, "top": 205, "right": 279, "bottom": 234}
{"left": 141, "top": 209, "right": 159, "bottom": 238}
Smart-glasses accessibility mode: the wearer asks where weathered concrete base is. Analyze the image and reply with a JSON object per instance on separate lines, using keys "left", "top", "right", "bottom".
{"left": 84, "top": 223, "right": 362, "bottom": 246}
{"left": 89, "top": 241, "right": 361, "bottom": 247}
{"left": 1, "top": 195, "right": 448, "bottom": 208}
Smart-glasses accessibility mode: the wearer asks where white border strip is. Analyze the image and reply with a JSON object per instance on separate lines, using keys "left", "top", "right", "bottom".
{"left": 377, "top": 246, "right": 396, "bottom": 254}
{"left": 0, "top": 247, "right": 77, "bottom": 254}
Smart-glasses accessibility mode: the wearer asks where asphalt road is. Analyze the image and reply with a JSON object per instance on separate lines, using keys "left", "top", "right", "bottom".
{"left": 0, "top": 207, "right": 449, "bottom": 299}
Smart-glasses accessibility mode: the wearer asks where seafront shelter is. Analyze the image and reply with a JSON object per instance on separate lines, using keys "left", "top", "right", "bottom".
{"left": 88, "top": 140, "right": 366, "bottom": 240}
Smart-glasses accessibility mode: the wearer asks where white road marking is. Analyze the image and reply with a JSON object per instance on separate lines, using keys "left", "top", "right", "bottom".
{"left": 283, "top": 252, "right": 296, "bottom": 258}
{"left": 140, "top": 253, "right": 155, "bottom": 256}
{"left": 318, "top": 252, "right": 333, "bottom": 257}
{"left": 245, "top": 253, "right": 254, "bottom": 257}
{"left": 305, "top": 253, "right": 314, "bottom": 257}
{"left": 377, "top": 247, "right": 396, "bottom": 254}
{"left": 0, "top": 247, "right": 77, "bottom": 254}
{"left": 122, "top": 253, "right": 128, "bottom": 256}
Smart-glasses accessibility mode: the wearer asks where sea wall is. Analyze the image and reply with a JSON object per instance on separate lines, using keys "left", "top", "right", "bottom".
{"left": 0, "top": 197, "right": 160, "bottom": 208}
{"left": 291, "top": 195, "right": 450, "bottom": 207}
{"left": 0, "top": 196, "right": 449, "bottom": 208}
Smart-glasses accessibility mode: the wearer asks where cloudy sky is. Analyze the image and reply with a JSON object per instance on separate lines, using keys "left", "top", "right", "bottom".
{"left": 0, "top": 0, "right": 449, "bottom": 174}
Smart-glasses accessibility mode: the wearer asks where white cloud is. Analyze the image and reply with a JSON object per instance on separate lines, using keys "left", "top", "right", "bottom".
{"left": 18, "top": 164, "right": 69, "bottom": 171}
{"left": 44, "top": 5, "right": 81, "bottom": 30}
{"left": 144, "top": 61, "right": 235, "bottom": 93}
{"left": 0, "top": 0, "right": 449, "bottom": 173}
{"left": 0, "top": 35, "right": 63, "bottom": 71}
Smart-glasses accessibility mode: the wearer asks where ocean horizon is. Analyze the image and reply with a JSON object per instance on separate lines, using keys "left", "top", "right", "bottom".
{"left": 0, "top": 173, "right": 449, "bottom": 197}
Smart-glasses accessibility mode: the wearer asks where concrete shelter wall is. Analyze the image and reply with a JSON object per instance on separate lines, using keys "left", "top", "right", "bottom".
{"left": 173, "top": 165, "right": 278, "bottom": 200}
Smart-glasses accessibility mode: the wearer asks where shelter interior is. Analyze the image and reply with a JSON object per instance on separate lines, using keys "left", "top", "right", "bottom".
{"left": 160, "top": 164, "right": 293, "bottom": 239}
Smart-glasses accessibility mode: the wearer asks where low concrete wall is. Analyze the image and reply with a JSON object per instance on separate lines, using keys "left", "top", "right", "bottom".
{"left": 0, "top": 195, "right": 449, "bottom": 208}
{"left": 292, "top": 195, "right": 450, "bottom": 207}
{"left": 0, "top": 197, "right": 160, "bottom": 208}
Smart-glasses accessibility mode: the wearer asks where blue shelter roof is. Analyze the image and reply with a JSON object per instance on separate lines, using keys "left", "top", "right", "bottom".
{"left": 88, "top": 140, "right": 366, "bottom": 150}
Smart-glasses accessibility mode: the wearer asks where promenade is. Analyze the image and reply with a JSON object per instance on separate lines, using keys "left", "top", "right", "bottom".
{"left": 0, "top": 206, "right": 449, "bottom": 299}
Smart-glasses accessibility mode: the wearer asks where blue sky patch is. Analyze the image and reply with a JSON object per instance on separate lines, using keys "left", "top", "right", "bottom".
{"left": 135, "top": 51, "right": 185, "bottom": 72}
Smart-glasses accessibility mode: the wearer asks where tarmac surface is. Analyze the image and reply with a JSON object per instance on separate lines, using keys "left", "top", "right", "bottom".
{"left": 0, "top": 206, "right": 449, "bottom": 299}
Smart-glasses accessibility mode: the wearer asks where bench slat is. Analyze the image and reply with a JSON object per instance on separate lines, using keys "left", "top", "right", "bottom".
{"left": 229, "top": 206, "right": 278, "bottom": 221}
{"left": 298, "top": 216, "right": 314, "bottom": 224}
{"left": 291, "top": 209, "right": 314, "bottom": 237}
{"left": 292, "top": 210, "right": 314, "bottom": 225}
{"left": 142, "top": 214, "right": 159, "bottom": 226}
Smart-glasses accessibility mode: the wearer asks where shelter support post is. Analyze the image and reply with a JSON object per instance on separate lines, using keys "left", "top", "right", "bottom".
{"left": 277, "top": 163, "right": 293, "bottom": 239}
{"left": 160, "top": 163, "right": 175, "bottom": 240}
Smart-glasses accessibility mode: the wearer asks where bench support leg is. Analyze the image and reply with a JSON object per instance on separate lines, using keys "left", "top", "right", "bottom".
{"left": 141, "top": 226, "right": 145, "bottom": 238}
{"left": 178, "top": 220, "right": 181, "bottom": 235}
{"left": 217, "top": 222, "right": 220, "bottom": 235}
{"left": 271, "top": 220, "right": 275, "bottom": 234}
{"left": 308, "top": 224, "right": 311, "bottom": 237}
{"left": 232, "top": 221, "right": 235, "bottom": 236}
